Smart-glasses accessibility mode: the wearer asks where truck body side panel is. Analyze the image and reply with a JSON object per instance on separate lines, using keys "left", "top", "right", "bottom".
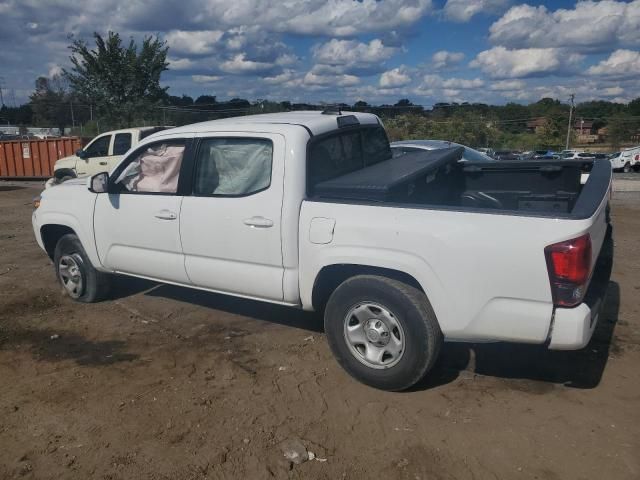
{"left": 299, "top": 196, "right": 608, "bottom": 343}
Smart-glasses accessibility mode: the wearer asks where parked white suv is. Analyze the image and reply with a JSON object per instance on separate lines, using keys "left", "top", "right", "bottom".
{"left": 45, "top": 126, "right": 170, "bottom": 187}
{"left": 32, "top": 111, "right": 613, "bottom": 390}
{"left": 610, "top": 146, "right": 640, "bottom": 172}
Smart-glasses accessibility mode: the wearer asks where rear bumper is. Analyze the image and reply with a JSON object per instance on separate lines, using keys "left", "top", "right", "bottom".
{"left": 548, "top": 302, "right": 600, "bottom": 350}
{"left": 548, "top": 226, "right": 613, "bottom": 350}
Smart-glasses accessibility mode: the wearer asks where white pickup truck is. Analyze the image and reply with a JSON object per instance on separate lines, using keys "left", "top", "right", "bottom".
{"left": 32, "top": 111, "right": 613, "bottom": 390}
{"left": 46, "top": 126, "right": 170, "bottom": 187}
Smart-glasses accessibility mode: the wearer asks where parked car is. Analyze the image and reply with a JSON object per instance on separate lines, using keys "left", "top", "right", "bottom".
{"left": 45, "top": 126, "right": 171, "bottom": 188}
{"left": 476, "top": 147, "right": 495, "bottom": 158}
{"left": 32, "top": 111, "right": 612, "bottom": 391}
{"left": 610, "top": 146, "right": 640, "bottom": 173}
{"left": 493, "top": 150, "right": 520, "bottom": 161}
{"left": 391, "top": 140, "right": 495, "bottom": 162}
{"left": 533, "top": 150, "right": 559, "bottom": 160}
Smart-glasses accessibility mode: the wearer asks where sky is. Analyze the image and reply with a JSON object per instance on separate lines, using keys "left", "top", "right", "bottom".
{"left": 0, "top": 0, "right": 639, "bottom": 107}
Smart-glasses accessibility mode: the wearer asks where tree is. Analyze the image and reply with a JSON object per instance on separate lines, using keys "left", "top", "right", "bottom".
{"left": 608, "top": 114, "right": 638, "bottom": 148}
{"left": 29, "top": 75, "right": 74, "bottom": 134}
{"left": 194, "top": 95, "right": 217, "bottom": 105}
{"left": 64, "top": 31, "right": 168, "bottom": 127}
{"left": 395, "top": 98, "right": 414, "bottom": 107}
{"left": 536, "top": 112, "right": 567, "bottom": 149}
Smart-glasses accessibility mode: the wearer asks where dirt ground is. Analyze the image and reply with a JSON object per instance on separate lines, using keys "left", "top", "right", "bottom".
{"left": 1, "top": 179, "right": 639, "bottom": 480}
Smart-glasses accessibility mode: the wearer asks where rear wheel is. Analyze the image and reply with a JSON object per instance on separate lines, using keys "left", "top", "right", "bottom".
{"left": 324, "top": 275, "right": 443, "bottom": 391}
{"left": 623, "top": 162, "right": 631, "bottom": 173}
{"left": 54, "top": 234, "right": 110, "bottom": 303}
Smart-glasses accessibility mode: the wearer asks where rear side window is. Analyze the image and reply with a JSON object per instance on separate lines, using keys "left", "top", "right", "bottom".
{"left": 193, "top": 138, "right": 273, "bottom": 196}
{"left": 362, "top": 127, "right": 391, "bottom": 165}
{"left": 113, "top": 133, "right": 132, "bottom": 155}
{"left": 308, "top": 126, "right": 390, "bottom": 192}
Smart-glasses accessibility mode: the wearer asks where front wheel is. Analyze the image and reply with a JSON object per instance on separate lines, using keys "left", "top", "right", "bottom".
{"left": 324, "top": 275, "right": 443, "bottom": 391}
{"left": 54, "top": 234, "right": 111, "bottom": 303}
{"left": 623, "top": 162, "right": 631, "bottom": 173}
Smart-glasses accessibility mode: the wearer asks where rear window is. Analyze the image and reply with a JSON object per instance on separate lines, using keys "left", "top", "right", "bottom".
{"left": 308, "top": 126, "right": 390, "bottom": 193}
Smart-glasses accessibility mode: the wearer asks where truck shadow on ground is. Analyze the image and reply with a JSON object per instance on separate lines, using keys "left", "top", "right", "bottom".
{"left": 0, "top": 327, "right": 139, "bottom": 366}
{"left": 418, "top": 280, "right": 621, "bottom": 392}
{"left": 144, "top": 284, "right": 325, "bottom": 333}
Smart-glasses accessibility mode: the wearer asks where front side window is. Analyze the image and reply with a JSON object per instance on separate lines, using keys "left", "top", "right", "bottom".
{"left": 85, "top": 135, "right": 111, "bottom": 157}
{"left": 194, "top": 138, "right": 273, "bottom": 196}
{"left": 114, "top": 141, "right": 185, "bottom": 194}
{"left": 113, "top": 133, "right": 132, "bottom": 155}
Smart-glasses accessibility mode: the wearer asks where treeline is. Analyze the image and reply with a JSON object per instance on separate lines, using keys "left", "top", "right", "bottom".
{"left": 3, "top": 93, "right": 639, "bottom": 150}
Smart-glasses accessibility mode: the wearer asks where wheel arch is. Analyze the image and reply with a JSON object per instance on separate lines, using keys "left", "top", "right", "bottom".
{"left": 40, "top": 224, "right": 77, "bottom": 260}
{"left": 54, "top": 168, "right": 77, "bottom": 180}
{"left": 312, "top": 264, "right": 423, "bottom": 312}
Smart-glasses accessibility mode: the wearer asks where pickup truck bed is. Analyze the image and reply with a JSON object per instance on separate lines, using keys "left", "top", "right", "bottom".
{"left": 313, "top": 147, "right": 611, "bottom": 219}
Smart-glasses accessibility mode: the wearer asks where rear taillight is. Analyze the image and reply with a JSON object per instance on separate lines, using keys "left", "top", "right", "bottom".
{"left": 544, "top": 234, "right": 592, "bottom": 307}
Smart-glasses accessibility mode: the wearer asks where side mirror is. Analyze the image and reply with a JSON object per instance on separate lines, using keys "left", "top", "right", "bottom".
{"left": 76, "top": 148, "right": 88, "bottom": 160}
{"left": 88, "top": 172, "right": 109, "bottom": 193}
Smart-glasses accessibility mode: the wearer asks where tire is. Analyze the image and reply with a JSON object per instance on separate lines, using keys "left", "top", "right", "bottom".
{"left": 324, "top": 275, "right": 443, "bottom": 391}
{"left": 623, "top": 162, "right": 631, "bottom": 173}
{"left": 53, "top": 234, "right": 111, "bottom": 303}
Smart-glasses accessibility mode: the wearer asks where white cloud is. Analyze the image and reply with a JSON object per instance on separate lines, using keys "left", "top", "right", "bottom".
{"left": 167, "top": 57, "right": 197, "bottom": 70}
{"left": 191, "top": 75, "right": 222, "bottom": 83}
{"left": 489, "top": 1, "right": 640, "bottom": 52}
{"left": 379, "top": 66, "right": 411, "bottom": 88}
{"left": 470, "top": 46, "right": 584, "bottom": 78}
{"left": 47, "top": 63, "right": 63, "bottom": 78}
{"left": 303, "top": 71, "right": 360, "bottom": 87}
{"left": 489, "top": 79, "right": 526, "bottom": 91}
{"left": 587, "top": 49, "right": 640, "bottom": 77}
{"left": 443, "top": 0, "right": 510, "bottom": 22}
{"left": 420, "top": 74, "right": 484, "bottom": 89}
{"left": 196, "top": 0, "right": 433, "bottom": 37}
{"left": 312, "top": 39, "right": 396, "bottom": 67}
{"left": 220, "top": 53, "right": 274, "bottom": 74}
{"left": 165, "top": 30, "right": 224, "bottom": 55}
{"left": 603, "top": 86, "right": 625, "bottom": 96}
{"left": 442, "top": 77, "right": 484, "bottom": 89}
{"left": 262, "top": 70, "right": 298, "bottom": 85}
{"left": 431, "top": 50, "right": 465, "bottom": 70}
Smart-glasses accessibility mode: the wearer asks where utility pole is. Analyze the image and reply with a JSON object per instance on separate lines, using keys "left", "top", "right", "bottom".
{"left": 0, "top": 76, "right": 5, "bottom": 107}
{"left": 70, "top": 100, "right": 76, "bottom": 129}
{"left": 565, "top": 94, "right": 575, "bottom": 151}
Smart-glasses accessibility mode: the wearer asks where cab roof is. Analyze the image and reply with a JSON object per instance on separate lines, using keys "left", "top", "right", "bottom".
{"left": 153, "top": 111, "right": 381, "bottom": 138}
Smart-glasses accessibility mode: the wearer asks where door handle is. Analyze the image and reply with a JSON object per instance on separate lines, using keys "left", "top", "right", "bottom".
{"left": 243, "top": 216, "right": 273, "bottom": 228}
{"left": 154, "top": 210, "right": 177, "bottom": 220}
{"left": 99, "top": 161, "right": 108, "bottom": 165}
